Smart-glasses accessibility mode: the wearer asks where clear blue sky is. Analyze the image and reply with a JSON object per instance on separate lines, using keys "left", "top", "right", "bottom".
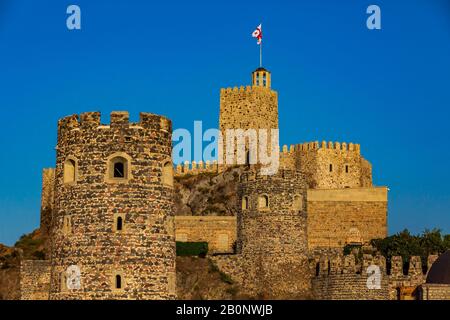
{"left": 0, "top": 0, "right": 449, "bottom": 245}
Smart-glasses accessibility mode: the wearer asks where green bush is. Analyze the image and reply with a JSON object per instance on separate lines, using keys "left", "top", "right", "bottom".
{"left": 176, "top": 242, "right": 208, "bottom": 257}
{"left": 370, "top": 229, "right": 450, "bottom": 273}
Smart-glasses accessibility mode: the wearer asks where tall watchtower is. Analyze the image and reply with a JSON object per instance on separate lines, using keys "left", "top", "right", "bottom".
{"left": 49, "top": 111, "right": 176, "bottom": 300}
{"left": 219, "top": 68, "right": 279, "bottom": 165}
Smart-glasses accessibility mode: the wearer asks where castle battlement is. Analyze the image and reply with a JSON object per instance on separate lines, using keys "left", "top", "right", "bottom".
{"left": 220, "top": 85, "right": 277, "bottom": 96}
{"left": 294, "top": 141, "right": 361, "bottom": 154}
{"left": 312, "top": 254, "right": 439, "bottom": 278}
{"left": 281, "top": 144, "right": 295, "bottom": 154}
{"left": 174, "top": 160, "right": 220, "bottom": 177}
{"left": 57, "top": 111, "right": 172, "bottom": 134}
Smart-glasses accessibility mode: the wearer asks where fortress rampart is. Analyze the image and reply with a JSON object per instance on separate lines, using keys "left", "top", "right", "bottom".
{"left": 311, "top": 254, "right": 439, "bottom": 300}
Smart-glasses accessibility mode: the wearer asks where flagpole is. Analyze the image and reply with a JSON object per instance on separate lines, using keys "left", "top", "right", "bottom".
{"left": 260, "top": 42, "right": 262, "bottom": 68}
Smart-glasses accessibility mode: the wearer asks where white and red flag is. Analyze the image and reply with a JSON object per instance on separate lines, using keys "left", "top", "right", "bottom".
{"left": 252, "top": 24, "right": 262, "bottom": 45}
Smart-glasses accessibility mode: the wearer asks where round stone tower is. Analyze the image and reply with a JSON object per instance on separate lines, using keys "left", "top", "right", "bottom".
{"left": 237, "top": 168, "right": 311, "bottom": 298}
{"left": 49, "top": 111, "right": 176, "bottom": 300}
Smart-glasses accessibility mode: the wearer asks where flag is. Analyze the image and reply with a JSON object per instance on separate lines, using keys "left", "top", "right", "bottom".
{"left": 252, "top": 24, "right": 262, "bottom": 45}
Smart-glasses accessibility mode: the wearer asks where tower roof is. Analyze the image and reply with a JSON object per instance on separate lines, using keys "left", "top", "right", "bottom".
{"left": 254, "top": 67, "right": 270, "bottom": 73}
{"left": 426, "top": 250, "right": 450, "bottom": 284}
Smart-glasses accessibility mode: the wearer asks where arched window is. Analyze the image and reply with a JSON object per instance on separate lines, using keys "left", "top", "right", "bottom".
{"left": 116, "top": 216, "right": 123, "bottom": 231}
{"left": 114, "top": 162, "right": 124, "bottom": 178}
{"left": 115, "top": 275, "right": 122, "bottom": 289}
{"left": 258, "top": 195, "right": 269, "bottom": 209}
{"left": 345, "top": 165, "right": 349, "bottom": 173}
{"left": 242, "top": 196, "right": 249, "bottom": 210}
{"left": 64, "top": 158, "right": 77, "bottom": 184}
{"left": 162, "top": 161, "right": 173, "bottom": 187}
{"left": 329, "top": 164, "right": 333, "bottom": 172}
{"left": 106, "top": 153, "right": 131, "bottom": 182}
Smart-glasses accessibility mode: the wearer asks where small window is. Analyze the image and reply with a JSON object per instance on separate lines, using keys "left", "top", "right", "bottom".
{"left": 109, "top": 156, "right": 128, "bottom": 180}
{"left": 60, "top": 272, "right": 67, "bottom": 292}
{"left": 116, "top": 216, "right": 123, "bottom": 231}
{"left": 64, "top": 158, "right": 76, "bottom": 184}
{"left": 162, "top": 161, "right": 174, "bottom": 187}
{"left": 115, "top": 275, "right": 122, "bottom": 289}
{"left": 106, "top": 153, "right": 132, "bottom": 183}
{"left": 329, "top": 164, "right": 333, "bottom": 172}
{"left": 242, "top": 196, "right": 249, "bottom": 210}
{"left": 258, "top": 195, "right": 269, "bottom": 209}
{"left": 114, "top": 162, "right": 125, "bottom": 178}
{"left": 345, "top": 165, "right": 349, "bottom": 173}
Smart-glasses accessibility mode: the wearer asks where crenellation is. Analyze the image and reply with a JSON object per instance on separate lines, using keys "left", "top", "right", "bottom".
{"left": 110, "top": 111, "right": 129, "bottom": 128}
{"left": 80, "top": 111, "right": 101, "bottom": 127}
{"left": 408, "top": 256, "right": 423, "bottom": 276}
{"left": 174, "top": 160, "right": 220, "bottom": 177}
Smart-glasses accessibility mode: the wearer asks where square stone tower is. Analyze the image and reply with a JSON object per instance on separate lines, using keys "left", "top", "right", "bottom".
{"left": 219, "top": 68, "right": 279, "bottom": 165}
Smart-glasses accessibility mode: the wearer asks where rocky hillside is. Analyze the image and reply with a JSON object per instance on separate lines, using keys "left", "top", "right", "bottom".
{"left": 0, "top": 244, "right": 21, "bottom": 300}
{"left": 176, "top": 256, "right": 245, "bottom": 300}
{"left": 174, "top": 167, "right": 242, "bottom": 216}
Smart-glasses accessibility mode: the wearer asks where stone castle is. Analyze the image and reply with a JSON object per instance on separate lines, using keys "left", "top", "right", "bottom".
{"left": 18, "top": 67, "right": 450, "bottom": 300}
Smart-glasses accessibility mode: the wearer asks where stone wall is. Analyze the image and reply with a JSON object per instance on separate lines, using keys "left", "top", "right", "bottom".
{"left": 420, "top": 284, "right": 450, "bottom": 300}
{"left": 49, "top": 111, "right": 176, "bottom": 300}
{"left": 175, "top": 216, "right": 237, "bottom": 254}
{"left": 312, "top": 254, "right": 440, "bottom": 300}
{"left": 307, "top": 187, "right": 388, "bottom": 249}
{"left": 20, "top": 260, "right": 51, "bottom": 300}
{"left": 40, "top": 168, "right": 55, "bottom": 240}
{"left": 313, "top": 274, "right": 390, "bottom": 300}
